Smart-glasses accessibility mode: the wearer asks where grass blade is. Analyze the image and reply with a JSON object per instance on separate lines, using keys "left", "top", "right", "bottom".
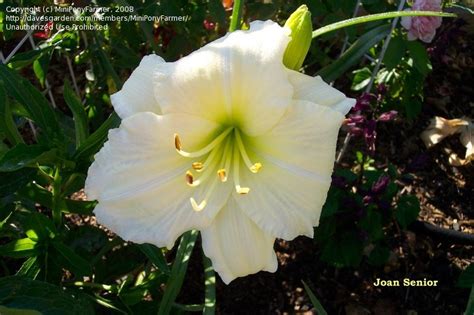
{"left": 302, "top": 281, "right": 328, "bottom": 315}
{"left": 158, "top": 230, "right": 198, "bottom": 315}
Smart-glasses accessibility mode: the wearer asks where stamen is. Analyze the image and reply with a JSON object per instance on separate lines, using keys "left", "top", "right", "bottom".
{"left": 190, "top": 198, "right": 207, "bottom": 212}
{"left": 215, "top": 138, "right": 233, "bottom": 182}
{"left": 196, "top": 143, "right": 222, "bottom": 173}
{"left": 233, "top": 141, "right": 250, "bottom": 194}
{"left": 217, "top": 169, "right": 227, "bottom": 182}
{"left": 175, "top": 127, "right": 233, "bottom": 158}
{"left": 187, "top": 141, "right": 224, "bottom": 187}
{"left": 192, "top": 162, "right": 203, "bottom": 170}
{"left": 234, "top": 129, "right": 262, "bottom": 174}
{"left": 174, "top": 133, "right": 182, "bottom": 150}
{"left": 185, "top": 171, "right": 194, "bottom": 186}
{"left": 190, "top": 176, "right": 219, "bottom": 212}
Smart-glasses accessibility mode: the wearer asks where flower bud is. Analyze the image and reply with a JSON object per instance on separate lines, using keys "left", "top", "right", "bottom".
{"left": 283, "top": 5, "right": 312, "bottom": 71}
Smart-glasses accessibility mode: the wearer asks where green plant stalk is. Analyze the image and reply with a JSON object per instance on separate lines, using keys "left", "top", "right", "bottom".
{"left": 312, "top": 11, "right": 456, "bottom": 39}
{"left": 203, "top": 254, "right": 216, "bottom": 315}
{"left": 51, "top": 167, "right": 62, "bottom": 226}
{"left": 302, "top": 281, "right": 328, "bottom": 315}
{"left": 229, "top": 0, "right": 244, "bottom": 32}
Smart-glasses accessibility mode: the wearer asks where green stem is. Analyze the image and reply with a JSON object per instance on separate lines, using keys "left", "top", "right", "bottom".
{"left": 203, "top": 253, "right": 216, "bottom": 315}
{"left": 312, "top": 10, "right": 456, "bottom": 39}
{"left": 51, "top": 166, "right": 62, "bottom": 226}
{"left": 229, "top": 0, "right": 244, "bottom": 32}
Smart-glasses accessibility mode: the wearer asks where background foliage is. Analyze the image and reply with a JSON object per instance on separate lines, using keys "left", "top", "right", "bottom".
{"left": 0, "top": 0, "right": 473, "bottom": 313}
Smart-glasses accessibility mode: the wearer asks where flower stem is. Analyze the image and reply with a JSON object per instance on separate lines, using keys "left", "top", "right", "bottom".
{"left": 312, "top": 10, "right": 456, "bottom": 39}
{"left": 229, "top": 0, "right": 244, "bottom": 32}
{"left": 51, "top": 166, "right": 62, "bottom": 226}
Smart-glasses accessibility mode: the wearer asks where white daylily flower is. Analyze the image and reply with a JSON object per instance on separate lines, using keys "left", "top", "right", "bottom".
{"left": 85, "top": 20, "right": 355, "bottom": 284}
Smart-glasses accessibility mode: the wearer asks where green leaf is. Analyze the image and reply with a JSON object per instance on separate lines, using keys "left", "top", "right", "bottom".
{"left": 395, "top": 195, "right": 420, "bottom": 229}
{"left": 302, "top": 281, "right": 328, "bottom": 315}
{"left": 458, "top": 264, "right": 474, "bottom": 288}
{"left": 404, "top": 97, "right": 423, "bottom": 120}
{"left": 7, "top": 49, "right": 44, "bottom": 70}
{"left": 0, "top": 276, "right": 94, "bottom": 314}
{"left": 0, "top": 238, "right": 39, "bottom": 258}
{"left": 0, "top": 81, "right": 24, "bottom": 145}
{"left": 407, "top": 41, "right": 431, "bottom": 76}
{"left": 320, "top": 233, "right": 364, "bottom": 267}
{"left": 368, "top": 244, "right": 390, "bottom": 266}
{"left": 0, "top": 144, "right": 57, "bottom": 172}
{"left": 383, "top": 34, "right": 406, "bottom": 70}
{"left": 0, "top": 168, "right": 36, "bottom": 197}
{"left": 139, "top": 244, "right": 170, "bottom": 275}
{"left": 359, "top": 209, "right": 383, "bottom": 241}
{"left": 351, "top": 67, "right": 372, "bottom": 91}
{"left": 318, "top": 24, "right": 391, "bottom": 82}
{"left": 51, "top": 240, "right": 93, "bottom": 276}
{"left": 0, "top": 306, "right": 41, "bottom": 315}
{"left": 465, "top": 286, "right": 474, "bottom": 315}
{"left": 321, "top": 188, "right": 341, "bottom": 218}
{"left": 17, "top": 183, "right": 95, "bottom": 215}
{"left": 24, "top": 212, "right": 57, "bottom": 241}
{"left": 16, "top": 256, "right": 41, "bottom": 279}
{"left": 74, "top": 112, "right": 121, "bottom": 162}
{"left": 203, "top": 254, "right": 216, "bottom": 315}
{"left": 64, "top": 80, "right": 89, "bottom": 148}
{"left": 33, "top": 50, "right": 52, "bottom": 87}
{"left": 158, "top": 230, "right": 198, "bottom": 315}
{"left": 0, "top": 65, "right": 64, "bottom": 146}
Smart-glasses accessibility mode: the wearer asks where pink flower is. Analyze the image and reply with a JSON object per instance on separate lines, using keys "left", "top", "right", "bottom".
{"left": 401, "top": 0, "right": 443, "bottom": 43}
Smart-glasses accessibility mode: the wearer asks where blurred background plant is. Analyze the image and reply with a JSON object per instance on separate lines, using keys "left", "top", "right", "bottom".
{"left": 0, "top": 0, "right": 473, "bottom": 314}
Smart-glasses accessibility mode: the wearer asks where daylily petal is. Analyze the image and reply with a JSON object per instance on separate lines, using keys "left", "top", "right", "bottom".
{"left": 86, "top": 112, "right": 232, "bottom": 248}
{"left": 201, "top": 196, "right": 277, "bottom": 284}
{"left": 238, "top": 100, "right": 348, "bottom": 240}
{"left": 288, "top": 70, "right": 356, "bottom": 115}
{"left": 153, "top": 20, "right": 293, "bottom": 136}
{"left": 111, "top": 54, "right": 164, "bottom": 119}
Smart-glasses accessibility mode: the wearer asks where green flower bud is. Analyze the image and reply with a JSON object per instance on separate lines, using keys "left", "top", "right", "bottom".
{"left": 283, "top": 5, "right": 313, "bottom": 71}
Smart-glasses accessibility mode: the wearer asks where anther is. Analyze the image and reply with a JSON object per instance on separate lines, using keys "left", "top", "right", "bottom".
{"left": 250, "top": 162, "right": 262, "bottom": 173}
{"left": 185, "top": 171, "right": 194, "bottom": 185}
{"left": 174, "top": 127, "right": 234, "bottom": 158}
{"left": 174, "top": 133, "right": 182, "bottom": 150}
{"left": 217, "top": 169, "right": 227, "bottom": 182}
{"left": 234, "top": 129, "right": 262, "bottom": 173}
{"left": 190, "top": 198, "right": 207, "bottom": 212}
{"left": 236, "top": 186, "right": 250, "bottom": 194}
{"left": 192, "top": 162, "right": 203, "bottom": 170}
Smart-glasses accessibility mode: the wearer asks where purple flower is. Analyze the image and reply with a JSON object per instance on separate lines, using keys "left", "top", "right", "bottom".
{"left": 364, "top": 120, "right": 377, "bottom": 155}
{"left": 378, "top": 110, "right": 398, "bottom": 122}
{"left": 371, "top": 175, "right": 390, "bottom": 194}
{"left": 353, "top": 93, "right": 376, "bottom": 112}
{"left": 377, "top": 84, "right": 388, "bottom": 96}
{"left": 347, "top": 114, "right": 366, "bottom": 124}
